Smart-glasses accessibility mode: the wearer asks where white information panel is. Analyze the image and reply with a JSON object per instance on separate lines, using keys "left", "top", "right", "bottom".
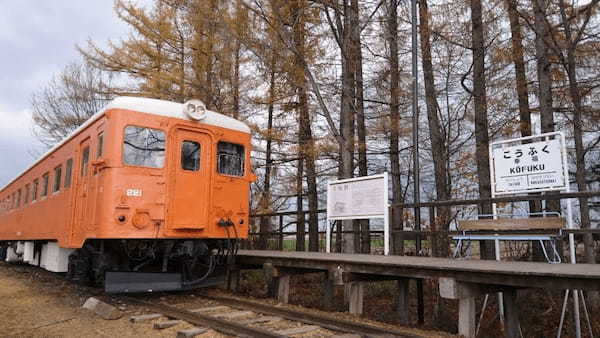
{"left": 326, "top": 173, "right": 389, "bottom": 255}
{"left": 491, "top": 135, "right": 568, "bottom": 195}
{"left": 327, "top": 175, "right": 387, "bottom": 219}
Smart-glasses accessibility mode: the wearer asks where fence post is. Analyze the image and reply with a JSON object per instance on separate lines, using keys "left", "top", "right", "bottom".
{"left": 279, "top": 215, "right": 284, "bottom": 250}
{"left": 430, "top": 206, "right": 437, "bottom": 257}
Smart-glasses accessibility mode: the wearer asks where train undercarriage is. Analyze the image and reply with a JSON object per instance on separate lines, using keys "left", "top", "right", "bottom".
{"left": 0, "top": 238, "right": 238, "bottom": 293}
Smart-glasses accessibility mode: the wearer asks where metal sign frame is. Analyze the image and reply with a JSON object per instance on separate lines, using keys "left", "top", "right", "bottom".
{"left": 326, "top": 173, "right": 390, "bottom": 255}
{"left": 488, "top": 131, "right": 581, "bottom": 335}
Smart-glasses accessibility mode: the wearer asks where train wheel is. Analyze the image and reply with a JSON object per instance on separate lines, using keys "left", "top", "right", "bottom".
{"left": 66, "top": 248, "right": 92, "bottom": 286}
{"left": 0, "top": 243, "right": 6, "bottom": 261}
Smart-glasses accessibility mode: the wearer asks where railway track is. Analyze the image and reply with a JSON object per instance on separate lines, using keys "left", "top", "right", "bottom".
{"left": 115, "top": 293, "right": 426, "bottom": 338}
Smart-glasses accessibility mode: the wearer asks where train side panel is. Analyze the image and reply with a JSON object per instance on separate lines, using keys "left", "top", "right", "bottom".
{"left": 0, "top": 105, "right": 251, "bottom": 247}
{"left": 0, "top": 115, "right": 108, "bottom": 248}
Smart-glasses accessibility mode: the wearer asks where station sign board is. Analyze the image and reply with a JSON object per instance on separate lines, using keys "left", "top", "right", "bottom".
{"left": 491, "top": 135, "right": 568, "bottom": 194}
{"left": 327, "top": 174, "right": 388, "bottom": 220}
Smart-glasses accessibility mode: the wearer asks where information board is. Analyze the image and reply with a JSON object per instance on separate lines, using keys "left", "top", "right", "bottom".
{"left": 326, "top": 173, "right": 390, "bottom": 255}
{"left": 327, "top": 174, "right": 387, "bottom": 220}
{"left": 491, "top": 136, "right": 568, "bottom": 194}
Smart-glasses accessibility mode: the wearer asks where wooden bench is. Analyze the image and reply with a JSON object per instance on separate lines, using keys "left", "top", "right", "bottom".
{"left": 453, "top": 216, "right": 566, "bottom": 263}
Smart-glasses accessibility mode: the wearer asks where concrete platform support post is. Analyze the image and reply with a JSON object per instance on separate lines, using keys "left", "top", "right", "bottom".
{"left": 323, "top": 267, "right": 344, "bottom": 310}
{"left": 348, "top": 282, "right": 364, "bottom": 315}
{"left": 458, "top": 298, "right": 476, "bottom": 338}
{"left": 503, "top": 289, "right": 520, "bottom": 338}
{"left": 275, "top": 275, "right": 290, "bottom": 304}
{"left": 226, "top": 268, "right": 240, "bottom": 292}
{"left": 439, "top": 277, "right": 485, "bottom": 338}
{"left": 397, "top": 278, "right": 410, "bottom": 325}
{"left": 263, "top": 263, "right": 290, "bottom": 304}
{"left": 323, "top": 277, "right": 334, "bottom": 310}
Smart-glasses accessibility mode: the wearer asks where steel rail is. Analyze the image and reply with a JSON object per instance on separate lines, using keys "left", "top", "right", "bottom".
{"left": 115, "top": 296, "right": 285, "bottom": 338}
{"left": 199, "top": 293, "right": 425, "bottom": 338}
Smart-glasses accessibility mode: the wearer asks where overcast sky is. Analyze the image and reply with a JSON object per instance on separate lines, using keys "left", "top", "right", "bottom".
{"left": 0, "top": 1, "right": 137, "bottom": 187}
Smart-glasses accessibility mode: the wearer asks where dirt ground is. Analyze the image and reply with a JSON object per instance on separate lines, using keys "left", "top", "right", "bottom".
{"left": 0, "top": 262, "right": 228, "bottom": 337}
{"left": 3, "top": 259, "right": 593, "bottom": 337}
{"left": 0, "top": 262, "right": 447, "bottom": 337}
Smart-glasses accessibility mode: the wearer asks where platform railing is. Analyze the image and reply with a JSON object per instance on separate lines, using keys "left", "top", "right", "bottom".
{"left": 246, "top": 191, "right": 600, "bottom": 261}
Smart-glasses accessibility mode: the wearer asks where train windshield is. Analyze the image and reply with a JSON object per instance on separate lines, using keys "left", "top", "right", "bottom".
{"left": 217, "top": 142, "right": 244, "bottom": 176}
{"left": 123, "top": 126, "right": 166, "bottom": 168}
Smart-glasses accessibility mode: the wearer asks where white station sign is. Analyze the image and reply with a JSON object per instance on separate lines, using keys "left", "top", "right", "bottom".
{"left": 327, "top": 174, "right": 387, "bottom": 220}
{"left": 492, "top": 138, "right": 567, "bottom": 194}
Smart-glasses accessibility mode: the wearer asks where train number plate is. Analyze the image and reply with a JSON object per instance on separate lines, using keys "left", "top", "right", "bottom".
{"left": 126, "top": 189, "right": 143, "bottom": 197}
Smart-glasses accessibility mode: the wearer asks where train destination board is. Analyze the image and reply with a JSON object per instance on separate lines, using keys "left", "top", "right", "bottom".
{"left": 491, "top": 138, "right": 567, "bottom": 194}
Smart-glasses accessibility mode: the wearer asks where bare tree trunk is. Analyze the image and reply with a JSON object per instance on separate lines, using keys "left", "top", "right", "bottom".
{"left": 339, "top": 0, "right": 357, "bottom": 253}
{"left": 533, "top": 0, "right": 555, "bottom": 137}
{"left": 471, "top": 0, "right": 494, "bottom": 260}
{"left": 350, "top": 0, "right": 370, "bottom": 254}
{"left": 532, "top": 0, "right": 560, "bottom": 261}
{"left": 506, "top": 0, "right": 544, "bottom": 258}
{"left": 305, "top": 134, "right": 320, "bottom": 252}
{"left": 506, "top": 0, "right": 532, "bottom": 138}
{"left": 557, "top": 0, "right": 595, "bottom": 265}
{"left": 258, "top": 55, "right": 276, "bottom": 250}
{"left": 232, "top": 39, "right": 241, "bottom": 119}
{"left": 296, "top": 156, "right": 306, "bottom": 252}
{"left": 386, "top": 0, "right": 404, "bottom": 255}
{"left": 419, "top": 0, "right": 450, "bottom": 258}
{"left": 290, "top": 0, "right": 319, "bottom": 252}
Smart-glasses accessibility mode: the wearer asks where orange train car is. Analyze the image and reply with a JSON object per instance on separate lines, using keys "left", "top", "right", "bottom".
{"left": 0, "top": 97, "right": 254, "bottom": 292}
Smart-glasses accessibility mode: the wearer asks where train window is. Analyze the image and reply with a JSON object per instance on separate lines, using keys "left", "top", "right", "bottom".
{"left": 11, "top": 193, "right": 15, "bottom": 209}
{"left": 32, "top": 179, "right": 39, "bottom": 201}
{"left": 81, "top": 147, "right": 90, "bottom": 177}
{"left": 217, "top": 142, "right": 245, "bottom": 177}
{"left": 53, "top": 166, "right": 62, "bottom": 193}
{"left": 16, "top": 189, "right": 21, "bottom": 208}
{"left": 181, "top": 141, "right": 201, "bottom": 171}
{"left": 41, "top": 173, "right": 49, "bottom": 198}
{"left": 64, "top": 158, "right": 73, "bottom": 188}
{"left": 123, "top": 126, "right": 165, "bottom": 168}
{"left": 24, "top": 184, "right": 30, "bottom": 204}
{"left": 97, "top": 132, "right": 104, "bottom": 158}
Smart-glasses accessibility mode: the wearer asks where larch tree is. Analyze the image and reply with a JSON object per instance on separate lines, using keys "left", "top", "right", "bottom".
{"left": 470, "top": 0, "right": 494, "bottom": 259}
{"left": 385, "top": 0, "right": 405, "bottom": 255}
{"left": 543, "top": 0, "right": 599, "bottom": 265}
{"left": 418, "top": 0, "right": 450, "bottom": 258}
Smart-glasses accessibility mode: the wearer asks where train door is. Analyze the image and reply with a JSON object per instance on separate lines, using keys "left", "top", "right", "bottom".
{"left": 72, "top": 138, "right": 92, "bottom": 238}
{"left": 168, "top": 128, "right": 212, "bottom": 230}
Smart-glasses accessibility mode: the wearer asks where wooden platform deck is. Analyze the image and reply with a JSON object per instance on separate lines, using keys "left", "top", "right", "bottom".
{"left": 229, "top": 250, "right": 600, "bottom": 337}
{"left": 236, "top": 250, "right": 600, "bottom": 291}
{"left": 234, "top": 250, "right": 600, "bottom": 337}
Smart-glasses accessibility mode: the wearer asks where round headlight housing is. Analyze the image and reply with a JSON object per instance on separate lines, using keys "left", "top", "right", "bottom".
{"left": 183, "top": 99, "right": 207, "bottom": 120}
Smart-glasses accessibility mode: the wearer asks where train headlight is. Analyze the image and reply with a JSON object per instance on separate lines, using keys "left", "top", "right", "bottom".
{"left": 183, "top": 99, "right": 207, "bottom": 120}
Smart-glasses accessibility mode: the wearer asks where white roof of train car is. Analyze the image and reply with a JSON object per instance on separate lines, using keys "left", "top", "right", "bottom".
{"left": 1, "top": 96, "right": 251, "bottom": 191}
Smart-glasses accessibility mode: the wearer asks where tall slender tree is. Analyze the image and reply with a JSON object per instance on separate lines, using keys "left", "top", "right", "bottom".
{"left": 386, "top": 0, "right": 405, "bottom": 255}
{"left": 418, "top": 0, "right": 450, "bottom": 258}
{"left": 470, "top": 0, "right": 494, "bottom": 259}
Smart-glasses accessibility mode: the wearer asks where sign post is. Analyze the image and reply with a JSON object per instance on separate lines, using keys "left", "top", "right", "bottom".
{"left": 326, "top": 173, "right": 389, "bottom": 255}
{"left": 490, "top": 131, "right": 582, "bottom": 336}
